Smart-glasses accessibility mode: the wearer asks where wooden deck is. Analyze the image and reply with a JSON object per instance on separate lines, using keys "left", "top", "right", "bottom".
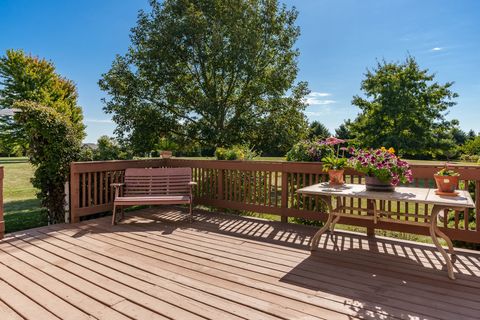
{"left": 1, "top": 207, "right": 480, "bottom": 320}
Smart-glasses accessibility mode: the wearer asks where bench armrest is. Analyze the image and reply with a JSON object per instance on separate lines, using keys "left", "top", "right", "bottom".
{"left": 111, "top": 183, "right": 124, "bottom": 198}
{"left": 110, "top": 183, "right": 125, "bottom": 188}
{"left": 188, "top": 182, "right": 197, "bottom": 186}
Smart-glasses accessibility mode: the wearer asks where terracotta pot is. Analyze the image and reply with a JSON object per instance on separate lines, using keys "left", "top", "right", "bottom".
{"left": 328, "top": 169, "right": 344, "bottom": 185}
{"left": 365, "top": 175, "right": 394, "bottom": 192}
{"left": 434, "top": 174, "right": 459, "bottom": 193}
{"left": 160, "top": 151, "right": 173, "bottom": 159}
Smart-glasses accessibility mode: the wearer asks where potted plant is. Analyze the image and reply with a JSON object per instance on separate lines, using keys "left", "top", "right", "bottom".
{"left": 321, "top": 137, "right": 347, "bottom": 185}
{"left": 160, "top": 150, "right": 173, "bottom": 158}
{"left": 434, "top": 165, "right": 460, "bottom": 194}
{"left": 348, "top": 147, "right": 413, "bottom": 191}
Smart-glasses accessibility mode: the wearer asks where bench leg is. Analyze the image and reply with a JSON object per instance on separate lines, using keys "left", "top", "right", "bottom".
{"left": 120, "top": 206, "right": 125, "bottom": 221}
{"left": 189, "top": 201, "right": 193, "bottom": 222}
{"left": 112, "top": 204, "right": 117, "bottom": 225}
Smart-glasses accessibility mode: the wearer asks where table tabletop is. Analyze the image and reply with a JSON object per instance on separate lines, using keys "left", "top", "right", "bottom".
{"left": 297, "top": 183, "right": 475, "bottom": 208}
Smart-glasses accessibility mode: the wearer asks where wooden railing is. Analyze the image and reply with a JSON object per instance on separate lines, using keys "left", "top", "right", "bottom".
{"left": 0, "top": 166, "right": 4, "bottom": 240}
{"left": 70, "top": 159, "right": 480, "bottom": 243}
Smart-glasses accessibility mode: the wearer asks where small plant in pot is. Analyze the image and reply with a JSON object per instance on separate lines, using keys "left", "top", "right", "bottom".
{"left": 348, "top": 146, "right": 413, "bottom": 191}
{"left": 321, "top": 137, "right": 347, "bottom": 185}
{"left": 434, "top": 165, "right": 460, "bottom": 195}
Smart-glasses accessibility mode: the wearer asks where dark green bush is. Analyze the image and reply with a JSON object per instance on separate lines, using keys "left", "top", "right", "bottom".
{"left": 15, "top": 101, "right": 83, "bottom": 224}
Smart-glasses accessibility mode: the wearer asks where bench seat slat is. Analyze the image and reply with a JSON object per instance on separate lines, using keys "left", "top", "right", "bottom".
{"left": 114, "top": 195, "right": 191, "bottom": 205}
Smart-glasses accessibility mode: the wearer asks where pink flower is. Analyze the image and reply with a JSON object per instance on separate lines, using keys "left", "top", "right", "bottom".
{"left": 325, "top": 136, "right": 345, "bottom": 145}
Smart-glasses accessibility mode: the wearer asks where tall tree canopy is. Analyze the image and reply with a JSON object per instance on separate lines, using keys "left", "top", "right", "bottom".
{"left": 0, "top": 49, "right": 85, "bottom": 223}
{"left": 350, "top": 56, "right": 458, "bottom": 158}
{"left": 307, "top": 120, "right": 331, "bottom": 140}
{"left": 335, "top": 119, "right": 353, "bottom": 140}
{"left": 0, "top": 49, "right": 85, "bottom": 148}
{"left": 100, "top": 0, "right": 308, "bottom": 154}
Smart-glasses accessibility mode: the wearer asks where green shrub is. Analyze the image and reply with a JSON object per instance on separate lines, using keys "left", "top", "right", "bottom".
{"left": 462, "top": 136, "right": 480, "bottom": 157}
{"left": 460, "top": 154, "right": 480, "bottom": 163}
{"left": 15, "top": 101, "right": 83, "bottom": 224}
{"left": 94, "top": 136, "right": 132, "bottom": 160}
{"left": 215, "top": 145, "right": 257, "bottom": 160}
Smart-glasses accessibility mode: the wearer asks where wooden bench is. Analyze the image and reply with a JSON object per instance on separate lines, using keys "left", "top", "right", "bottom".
{"left": 111, "top": 167, "right": 196, "bottom": 225}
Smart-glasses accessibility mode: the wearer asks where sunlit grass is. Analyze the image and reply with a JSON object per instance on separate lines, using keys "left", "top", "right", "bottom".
{"left": 0, "top": 157, "right": 47, "bottom": 233}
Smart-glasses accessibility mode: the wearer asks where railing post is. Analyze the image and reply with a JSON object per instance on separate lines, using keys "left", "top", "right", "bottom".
{"left": 281, "top": 170, "right": 288, "bottom": 223}
{"left": 0, "top": 166, "right": 4, "bottom": 239}
{"left": 70, "top": 164, "right": 80, "bottom": 223}
{"left": 366, "top": 199, "right": 375, "bottom": 237}
{"left": 218, "top": 169, "right": 224, "bottom": 200}
{"left": 476, "top": 181, "right": 480, "bottom": 233}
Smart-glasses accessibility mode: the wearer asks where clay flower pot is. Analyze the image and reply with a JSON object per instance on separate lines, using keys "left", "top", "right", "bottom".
{"left": 160, "top": 151, "right": 172, "bottom": 159}
{"left": 328, "top": 169, "right": 344, "bottom": 185}
{"left": 434, "top": 174, "right": 459, "bottom": 193}
{"left": 365, "top": 175, "right": 394, "bottom": 192}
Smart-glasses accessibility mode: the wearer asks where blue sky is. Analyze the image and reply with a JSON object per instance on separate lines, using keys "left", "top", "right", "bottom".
{"left": 1, "top": 0, "right": 479, "bottom": 143}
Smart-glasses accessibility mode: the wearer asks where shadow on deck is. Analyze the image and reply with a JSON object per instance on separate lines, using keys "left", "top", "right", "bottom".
{"left": 1, "top": 206, "right": 479, "bottom": 320}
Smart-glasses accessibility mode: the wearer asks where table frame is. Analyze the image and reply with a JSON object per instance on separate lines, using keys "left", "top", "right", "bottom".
{"left": 309, "top": 194, "right": 463, "bottom": 280}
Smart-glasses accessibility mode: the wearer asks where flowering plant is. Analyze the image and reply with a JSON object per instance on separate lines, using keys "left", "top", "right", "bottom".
{"left": 286, "top": 140, "right": 332, "bottom": 162}
{"left": 435, "top": 164, "right": 460, "bottom": 176}
{"left": 348, "top": 146, "right": 413, "bottom": 186}
{"left": 321, "top": 137, "right": 347, "bottom": 171}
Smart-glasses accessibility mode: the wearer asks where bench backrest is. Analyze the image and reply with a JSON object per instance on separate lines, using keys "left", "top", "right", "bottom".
{"left": 124, "top": 167, "right": 192, "bottom": 197}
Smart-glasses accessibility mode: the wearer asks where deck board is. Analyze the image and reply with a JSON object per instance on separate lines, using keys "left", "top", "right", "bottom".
{"left": 1, "top": 206, "right": 480, "bottom": 320}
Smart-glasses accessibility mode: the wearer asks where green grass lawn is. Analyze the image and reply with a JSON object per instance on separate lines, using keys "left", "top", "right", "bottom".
{"left": 1, "top": 157, "right": 47, "bottom": 233}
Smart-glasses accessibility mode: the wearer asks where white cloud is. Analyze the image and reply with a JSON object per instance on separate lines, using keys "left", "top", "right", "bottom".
{"left": 0, "top": 108, "right": 20, "bottom": 116}
{"left": 85, "top": 118, "right": 113, "bottom": 123}
{"left": 309, "top": 92, "right": 331, "bottom": 97}
{"left": 304, "top": 91, "right": 336, "bottom": 106}
{"left": 308, "top": 99, "right": 336, "bottom": 105}
{"left": 431, "top": 47, "right": 443, "bottom": 52}
{"left": 0, "top": 109, "right": 14, "bottom": 116}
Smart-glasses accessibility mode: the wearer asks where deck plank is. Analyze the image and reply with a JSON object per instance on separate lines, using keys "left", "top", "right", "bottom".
{"left": 0, "top": 299, "right": 23, "bottom": 320}
{"left": 111, "top": 216, "right": 480, "bottom": 315}
{"left": 38, "top": 228, "right": 329, "bottom": 320}
{"left": 1, "top": 206, "right": 480, "bottom": 320}
{"left": 29, "top": 230, "right": 282, "bottom": 320}
{"left": 11, "top": 234, "right": 248, "bottom": 320}
{"left": 0, "top": 279, "right": 60, "bottom": 320}
{"left": 67, "top": 215, "right": 479, "bottom": 320}
{"left": 2, "top": 237, "right": 212, "bottom": 320}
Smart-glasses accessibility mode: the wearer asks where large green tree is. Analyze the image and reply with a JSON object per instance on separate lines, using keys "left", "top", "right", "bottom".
{"left": 335, "top": 119, "right": 354, "bottom": 140}
{"left": 307, "top": 120, "right": 331, "bottom": 140}
{"left": 100, "top": 0, "right": 308, "bottom": 154}
{"left": 350, "top": 56, "right": 458, "bottom": 158}
{"left": 0, "top": 49, "right": 85, "bottom": 140}
{"left": 0, "top": 49, "right": 85, "bottom": 223}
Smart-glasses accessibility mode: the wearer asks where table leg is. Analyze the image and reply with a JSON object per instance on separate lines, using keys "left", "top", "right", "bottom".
{"left": 430, "top": 205, "right": 455, "bottom": 279}
{"left": 330, "top": 197, "right": 342, "bottom": 234}
{"left": 434, "top": 220, "right": 456, "bottom": 263}
{"left": 331, "top": 214, "right": 340, "bottom": 233}
{"left": 310, "top": 196, "right": 333, "bottom": 251}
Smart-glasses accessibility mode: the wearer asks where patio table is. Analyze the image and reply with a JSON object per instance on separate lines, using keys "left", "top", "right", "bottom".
{"left": 297, "top": 183, "right": 475, "bottom": 279}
